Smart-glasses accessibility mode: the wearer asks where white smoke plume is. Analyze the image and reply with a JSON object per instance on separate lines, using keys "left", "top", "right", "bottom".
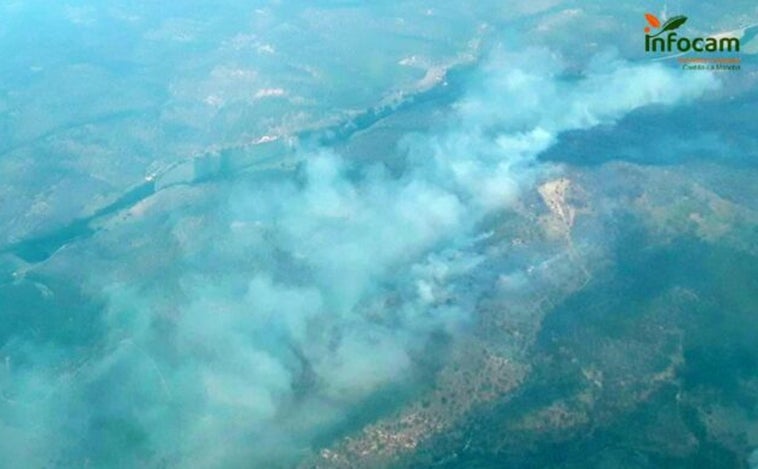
{"left": 0, "top": 49, "right": 718, "bottom": 466}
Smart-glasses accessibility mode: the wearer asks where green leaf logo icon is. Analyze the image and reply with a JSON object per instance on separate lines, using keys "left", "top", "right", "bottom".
{"left": 649, "top": 15, "right": 688, "bottom": 37}
{"left": 661, "top": 15, "right": 687, "bottom": 32}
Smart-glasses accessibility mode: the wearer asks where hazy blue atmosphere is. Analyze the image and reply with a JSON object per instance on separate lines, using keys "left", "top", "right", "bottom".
{"left": 0, "top": 1, "right": 756, "bottom": 467}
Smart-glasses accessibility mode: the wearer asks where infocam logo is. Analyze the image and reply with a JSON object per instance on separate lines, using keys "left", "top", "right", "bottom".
{"left": 643, "top": 13, "right": 740, "bottom": 53}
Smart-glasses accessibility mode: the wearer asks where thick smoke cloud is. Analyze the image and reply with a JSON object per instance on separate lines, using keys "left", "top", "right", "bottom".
{"left": 1, "top": 50, "right": 717, "bottom": 466}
